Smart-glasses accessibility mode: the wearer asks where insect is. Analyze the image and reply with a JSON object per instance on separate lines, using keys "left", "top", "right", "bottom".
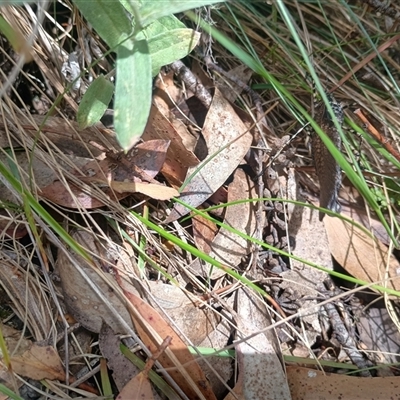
{"left": 312, "top": 93, "right": 344, "bottom": 221}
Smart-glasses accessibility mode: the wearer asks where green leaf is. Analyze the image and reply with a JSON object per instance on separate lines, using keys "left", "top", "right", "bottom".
{"left": 139, "top": 0, "right": 225, "bottom": 27}
{"left": 148, "top": 28, "right": 200, "bottom": 76}
{"left": 0, "top": 0, "right": 34, "bottom": 4}
{"left": 114, "top": 37, "right": 152, "bottom": 151}
{"left": 77, "top": 75, "right": 114, "bottom": 128}
{"left": 145, "top": 15, "right": 186, "bottom": 35}
{"left": 73, "top": 0, "right": 132, "bottom": 49}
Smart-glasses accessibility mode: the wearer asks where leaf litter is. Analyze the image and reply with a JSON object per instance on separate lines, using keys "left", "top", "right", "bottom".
{"left": 1, "top": 2, "right": 400, "bottom": 400}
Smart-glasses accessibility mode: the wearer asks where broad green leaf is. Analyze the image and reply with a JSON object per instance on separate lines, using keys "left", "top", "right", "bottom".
{"left": 0, "top": 0, "right": 34, "bottom": 4}
{"left": 139, "top": 0, "right": 225, "bottom": 28}
{"left": 148, "top": 28, "right": 200, "bottom": 76}
{"left": 77, "top": 75, "right": 114, "bottom": 128}
{"left": 73, "top": 0, "right": 132, "bottom": 49}
{"left": 144, "top": 15, "right": 186, "bottom": 36}
{"left": 114, "top": 37, "right": 152, "bottom": 151}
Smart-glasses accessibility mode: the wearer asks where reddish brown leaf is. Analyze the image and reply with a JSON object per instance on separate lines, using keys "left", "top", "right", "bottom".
{"left": 192, "top": 212, "right": 218, "bottom": 255}
{"left": 120, "top": 287, "right": 217, "bottom": 400}
{"left": 142, "top": 102, "right": 200, "bottom": 187}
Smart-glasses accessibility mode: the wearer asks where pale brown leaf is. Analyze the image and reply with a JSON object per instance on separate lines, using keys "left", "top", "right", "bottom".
{"left": 116, "top": 372, "right": 154, "bottom": 400}
{"left": 10, "top": 343, "right": 65, "bottom": 381}
{"left": 324, "top": 216, "right": 400, "bottom": 292}
{"left": 190, "top": 168, "right": 257, "bottom": 279}
{"left": 166, "top": 88, "right": 253, "bottom": 221}
{"left": 287, "top": 366, "right": 400, "bottom": 399}
{"left": 108, "top": 181, "right": 179, "bottom": 200}
{"left": 192, "top": 212, "right": 218, "bottom": 255}
{"left": 233, "top": 288, "right": 291, "bottom": 400}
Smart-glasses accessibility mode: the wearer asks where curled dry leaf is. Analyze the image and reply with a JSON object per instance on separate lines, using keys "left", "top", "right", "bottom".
{"left": 324, "top": 216, "right": 400, "bottom": 292}
{"left": 190, "top": 168, "right": 257, "bottom": 279}
{"left": 41, "top": 139, "right": 171, "bottom": 208}
{"left": 142, "top": 100, "right": 200, "bottom": 187}
{"left": 166, "top": 88, "right": 253, "bottom": 222}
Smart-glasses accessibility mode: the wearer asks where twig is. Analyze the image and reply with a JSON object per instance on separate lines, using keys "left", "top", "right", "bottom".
{"left": 354, "top": 108, "right": 400, "bottom": 162}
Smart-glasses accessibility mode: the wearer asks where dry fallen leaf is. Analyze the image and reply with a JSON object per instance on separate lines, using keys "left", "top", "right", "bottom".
{"left": 231, "top": 288, "right": 291, "bottom": 400}
{"left": 57, "top": 231, "right": 216, "bottom": 346}
{"left": 324, "top": 216, "right": 400, "bottom": 292}
{"left": 106, "top": 180, "right": 179, "bottom": 200}
{"left": 190, "top": 168, "right": 257, "bottom": 279}
{"left": 99, "top": 323, "right": 142, "bottom": 391}
{"left": 41, "top": 139, "right": 172, "bottom": 208}
{"left": 0, "top": 324, "right": 30, "bottom": 395}
{"left": 56, "top": 230, "right": 134, "bottom": 334}
{"left": 166, "top": 88, "right": 253, "bottom": 222}
{"left": 192, "top": 212, "right": 218, "bottom": 255}
{"left": 120, "top": 286, "right": 217, "bottom": 400}
{"left": 142, "top": 101, "right": 200, "bottom": 187}
{"left": 117, "top": 371, "right": 154, "bottom": 400}
{"left": 287, "top": 366, "right": 400, "bottom": 400}
{"left": 10, "top": 343, "right": 65, "bottom": 381}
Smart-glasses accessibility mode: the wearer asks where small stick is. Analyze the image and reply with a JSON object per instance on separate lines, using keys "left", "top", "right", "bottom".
{"left": 353, "top": 108, "right": 400, "bottom": 163}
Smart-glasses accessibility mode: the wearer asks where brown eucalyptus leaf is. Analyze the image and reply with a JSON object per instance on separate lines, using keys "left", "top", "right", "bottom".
{"left": 140, "top": 281, "right": 218, "bottom": 346}
{"left": 56, "top": 230, "right": 134, "bottom": 334}
{"left": 0, "top": 324, "right": 29, "bottom": 394}
{"left": 57, "top": 231, "right": 216, "bottom": 344}
{"left": 324, "top": 216, "right": 400, "bottom": 292}
{"left": 192, "top": 212, "right": 218, "bottom": 255}
{"left": 117, "top": 372, "right": 154, "bottom": 400}
{"left": 190, "top": 168, "right": 257, "bottom": 279}
{"left": 166, "top": 88, "right": 253, "bottom": 221}
{"left": 99, "top": 323, "right": 142, "bottom": 391}
{"left": 121, "top": 288, "right": 217, "bottom": 400}
{"left": 103, "top": 180, "right": 179, "bottom": 200}
{"left": 10, "top": 343, "right": 65, "bottom": 381}
{"left": 287, "top": 366, "right": 400, "bottom": 400}
{"left": 233, "top": 288, "right": 291, "bottom": 400}
{"left": 128, "top": 139, "right": 170, "bottom": 178}
{"left": 142, "top": 102, "right": 200, "bottom": 187}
